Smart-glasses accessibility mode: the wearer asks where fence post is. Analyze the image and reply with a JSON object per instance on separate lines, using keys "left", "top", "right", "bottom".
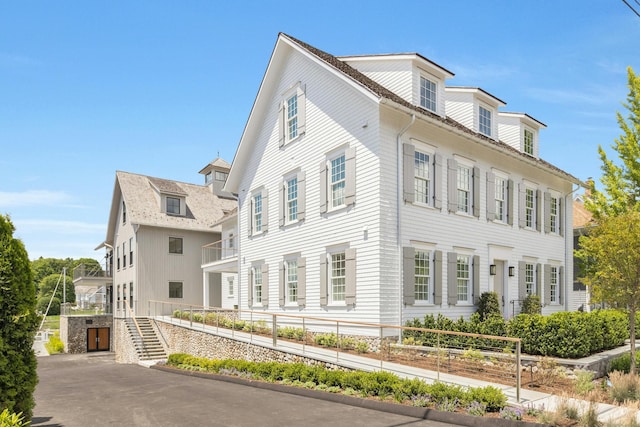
{"left": 336, "top": 321, "right": 340, "bottom": 362}
{"left": 437, "top": 331, "right": 441, "bottom": 382}
{"left": 189, "top": 306, "right": 193, "bottom": 328}
{"left": 250, "top": 311, "right": 253, "bottom": 343}
{"left": 302, "top": 318, "right": 306, "bottom": 354}
{"left": 379, "top": 325, "right": 383, "bottom": 369}
{"left": 272, "top": 314, "right": 277, "bottom": 347}
{"left": 516, "top": 340, "right": 521, "bottom": 403}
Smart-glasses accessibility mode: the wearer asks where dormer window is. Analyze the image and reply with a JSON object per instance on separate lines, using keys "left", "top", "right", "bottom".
{"left": 420, "top": 76, "right": 437, "bottom": 112}
{"left": 205, "top": 171, "right": 213, "bottom": 184}
{"left": 524, "top": 128, "right": 534, "bottom": 155}
{"left": 167, "top": 197, "right": 181, "bottom": 215}
{"left": 479, "top": 105, "right": 492, "bottom": 137}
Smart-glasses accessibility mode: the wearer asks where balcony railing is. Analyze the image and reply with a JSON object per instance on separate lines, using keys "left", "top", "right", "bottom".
{"left": 73, "top": 264, "right": 111, "bottom": 280}
{"left": 202, "top": 237, "right": 237, "bottom": 265}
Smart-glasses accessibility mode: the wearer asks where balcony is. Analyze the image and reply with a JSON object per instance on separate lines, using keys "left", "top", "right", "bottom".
{"left": 73, "top": 264, "right": 112, "bottom": 285}
{"left": 201, "top": 237, "right": 237, "bottom": 272}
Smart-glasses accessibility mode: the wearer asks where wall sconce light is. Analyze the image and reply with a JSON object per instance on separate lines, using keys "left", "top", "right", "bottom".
{"left": 489, "top": 264, "right": 497, "bottom": 275}
{"left": 508, "top": 266, "right": 515, "bottom": 277}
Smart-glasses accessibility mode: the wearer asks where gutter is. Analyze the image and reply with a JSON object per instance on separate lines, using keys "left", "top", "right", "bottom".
{"left": 396, "top": 114, "right": 415, "bottom": 330}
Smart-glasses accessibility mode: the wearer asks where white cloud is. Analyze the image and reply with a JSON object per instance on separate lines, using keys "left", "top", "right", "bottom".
{"left": 0, "top": 190, "right": 73, "bottom": 207}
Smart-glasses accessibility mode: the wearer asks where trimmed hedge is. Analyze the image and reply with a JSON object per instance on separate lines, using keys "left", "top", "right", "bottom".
{"left": 405, "top": 309, "right": 628, "bottom": 359}
{"left": 166, "top": 353, "right": 507, "bottom": 411}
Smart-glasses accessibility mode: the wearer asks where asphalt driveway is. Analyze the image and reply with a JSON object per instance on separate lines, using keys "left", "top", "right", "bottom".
{"left": 33, "top": 353, "right": 457, "bottom": 427}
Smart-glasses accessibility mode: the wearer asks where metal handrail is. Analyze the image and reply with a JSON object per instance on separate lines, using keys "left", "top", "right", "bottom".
{"left": 201, "top": 236, "right": 238, "bottom": 265}
{"left": 149, "top": 299, "right": 522, "bottom": 401}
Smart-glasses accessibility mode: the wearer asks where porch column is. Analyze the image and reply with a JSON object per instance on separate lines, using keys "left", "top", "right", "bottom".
{"left": 203, "top": 270, "right": 210, "bottom": 308}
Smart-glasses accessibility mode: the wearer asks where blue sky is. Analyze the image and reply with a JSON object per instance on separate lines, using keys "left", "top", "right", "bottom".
{"left": 1, "top": 1, "right": 639, "bottom": 262}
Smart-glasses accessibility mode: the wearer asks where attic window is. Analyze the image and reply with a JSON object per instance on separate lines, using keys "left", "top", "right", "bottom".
{"left": 167, "top": 197, "right": 181, "bottom": 215}
{"left": 479, "top": 106, "right": 492, "bottom": 137}
{"left": 420, "top": 76, "right": 436, "bottom": 113}
{"left": 524, "top": 129, "right": 534, "bottom": 155}
{"left": 205, "top": 171, "right": 213, "bottom": 184}
{"left": 215, "top": 171, "right": 228, "bottom": 182}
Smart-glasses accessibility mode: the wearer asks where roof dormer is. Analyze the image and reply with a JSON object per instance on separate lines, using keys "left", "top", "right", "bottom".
{"left": 340, "top": 53, "right": 454, "bottom": 117}
{"left": 148, "top": 177, "right": 188, "bottom": 216}
{"left": 444, "top": 87, "right": 506, "bottom": 140}
{"left": 497, "top": 112, "right": 546, "bottom": 158}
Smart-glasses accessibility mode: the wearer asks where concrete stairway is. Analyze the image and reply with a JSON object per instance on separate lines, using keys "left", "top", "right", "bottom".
{"left": 125, "top": 317, "right": 167, "bottom": 361}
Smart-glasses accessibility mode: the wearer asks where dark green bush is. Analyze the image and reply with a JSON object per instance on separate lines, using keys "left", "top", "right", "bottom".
{"left": 37, "top": 296, "right": 60, "bottom": 316}
{"left": 521, "top": 294, "right": 541, "bottom": 315}
{"left": 609, "top": 352, "right": 640, "bottom": 374}
{"left": 476, "top": 292, "right": 501, "bottom": 321}
{"left": 166, "top": 354, "right": 507, "bottom": 410}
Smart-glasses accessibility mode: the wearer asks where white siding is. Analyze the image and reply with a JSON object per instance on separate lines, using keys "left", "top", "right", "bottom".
{"left": 237, "top": 47, "right": 388, "bottom": 324}
{"left": 497, "top": 115, "right": 521, "bottom": 150}
{"left": 343, "top": 58, "right": 413, "bottom": 104}
{"left": 444, "top": 90, "right": 475, "bottom": 130}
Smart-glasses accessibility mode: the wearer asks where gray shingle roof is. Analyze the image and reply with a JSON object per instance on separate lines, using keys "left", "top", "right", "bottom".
{"left": 115, "top": 171, "right": 236, "bottom": 232}
{"left": 280, "top": 33, "right": 581, "bottom": 185}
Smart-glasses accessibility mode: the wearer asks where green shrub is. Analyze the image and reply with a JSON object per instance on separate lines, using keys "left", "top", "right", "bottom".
{"left": 476, "top": 292, "right": 501, "bottom": 321}
{"left": 338, "top": 337, "right": 356, "bottom": 350}
{"left": 355, "top": 341, "right": 369, "bottom": 354}
{"left": 0, "top": 409, "right": 29, "bottom": 427}
{"left": 575, "top": 370, "right": 595, "bottom": 395}
{"left": 610, "top": 352, "right": 640, "bottom": 374}
{"left": 166, "top": 353, "right": 508, "bottom": 411}
{"left": 314, "top": 333, "right": 338, "bottom": 348}
{"left": 466, "top": 386, "right": 507, "bottom": 412}
{"left": 521, "top": 294, "right": 541, "bottom": 315}
{"left": 44, "top": 332, "right": 64, "bottom": 354}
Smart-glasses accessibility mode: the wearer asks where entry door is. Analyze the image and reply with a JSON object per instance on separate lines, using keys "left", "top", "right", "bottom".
{"left": 494, "top": 261, "right": 508, "bottom": 319}
{"left": 87, "top": 328, "right": 110, "bottom": 352}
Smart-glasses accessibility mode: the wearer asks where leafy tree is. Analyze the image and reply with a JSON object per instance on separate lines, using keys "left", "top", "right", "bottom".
{"left": 31, "top": 257, "right": 101, "bottom": 293}
{"left": 37, "top": 273, "right": 75, "bottom": 305}
{"left": 576, "top": 211, "right": 640, "bottom": 373}
{"left": 585, "top": 67, "right": 640, "bottom": 217}
{"left": 579, "top": 67, "right": 640, "bottom": 374}
{"left": 0, "top": 215, "right": 38, "bottom": 420}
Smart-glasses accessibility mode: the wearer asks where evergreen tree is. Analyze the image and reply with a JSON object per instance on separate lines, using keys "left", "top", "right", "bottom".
{"left": 0, "top": 215, "right": 38, "bottom": 420}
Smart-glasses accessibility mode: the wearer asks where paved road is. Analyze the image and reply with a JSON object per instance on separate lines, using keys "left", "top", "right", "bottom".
{"left": 34, "top": 354, "right": 458, "bottom": 427}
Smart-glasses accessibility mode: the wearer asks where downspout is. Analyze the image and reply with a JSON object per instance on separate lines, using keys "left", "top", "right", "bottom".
{"left": 397, "top": 114, "right": 416, "bottom": 332}
{"left": 564, "top": 184, "right": 581, "bottom": 312}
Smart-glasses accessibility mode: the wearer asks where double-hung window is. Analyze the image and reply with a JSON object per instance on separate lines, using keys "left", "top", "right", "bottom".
{"left": 129, "top": 237, "right": 133, "bottom": 266}
{"left": 414, "top": 250, "right": 431, "bottom": 302}
{"left": 457, "top": 165, "right": 472, "bottom": 214}
{"left": 456, "top": 255, "right": 471, "bottom": 303}
{"left": 122, "top": 241, "right": 127, "bottom": 268}
{"left": 524, "top": 129, "right": 534, "bottom": 155}
{"left": 330, "top": 252, "right": 346, "bottom": 303}
{"left": 525, "top": 263, "right": 535, "bottom": 295}
{"left": 286, "top": 94, "right": 298, "bottom": 140}
{"left": 495, "top": 176, "right": 506, "bottom": 222}
{"left": 525, "top": 188, "right": 535, "bottom": 228}
{"left": 550, "top": 266, "right": 558, "bottom": 303}
{"left": 286, "top": 260, "right": 298, "bottom": 304}
{"left": 286, "top": 177, "right": 298, "bottom": 222}
{"left": 331, "top": 154, "right": 346, "bottom": 208}
{"left": 414, "top": 151, "right": 431, "bottom": 205}
{"left": 253, "top": 193, "right": 263, "bottom": 233}
{"left": 479, "top": 106, "right": 492, "bottom": 136}
{"left": 420, "top": 76, "right": 437, "bottom": 112}
{"left": 253, "top": 265, "right": 263, "bottom": 304}
{"left": 122, "top": 201, "right": 127, "bottom": 223}
{"left": 279, "top": 83, "right": 306, "bottom": 146}
{"left": 228, "top": 277, "right": 234, "bottom": 297}
{"left": 550, "top": 196, "right": 559, "bottom": 233}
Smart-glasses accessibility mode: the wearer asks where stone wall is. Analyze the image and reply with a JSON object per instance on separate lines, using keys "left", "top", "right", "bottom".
{"left": 60, "top": 315, "right": 113, "bottom": 354}
{"left": 113, "top": 318, "right": 139, "bottom": 364}
{"left": 155, "top": 320, "right": 343, "bottom": 369}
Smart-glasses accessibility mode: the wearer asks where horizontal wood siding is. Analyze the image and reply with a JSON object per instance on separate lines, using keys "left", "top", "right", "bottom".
{"left": 343, "top": 59, "right": 413, "bottom": 105}
{"left": 497, "top": 116, "right": 521, "bottom": 150}
{"left": 237, "top": 47, "right": 386, "bottom": 324}
{"left": 444, "top": 91, "right": 474, "bottom": 130}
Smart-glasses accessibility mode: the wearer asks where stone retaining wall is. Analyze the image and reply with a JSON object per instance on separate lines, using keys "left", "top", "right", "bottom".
{"left": 155, "top": 320, "right": 343, "bottom": 369}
